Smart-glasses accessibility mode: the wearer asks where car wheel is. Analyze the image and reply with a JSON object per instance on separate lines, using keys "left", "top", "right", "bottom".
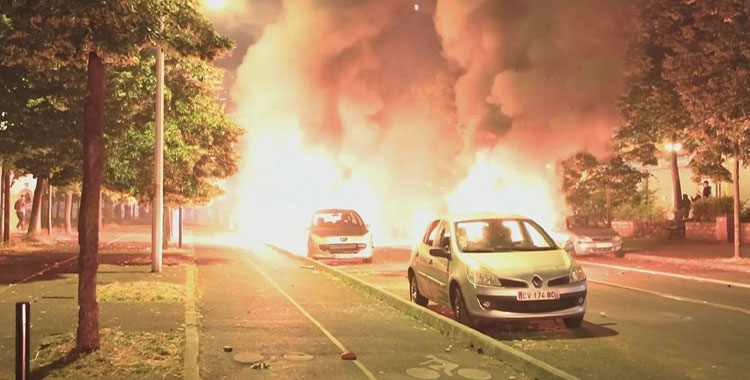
{"left": 563, "top": 316, "right": 584, "bottom": 329}
{"left": 614, "top": 248, "right": 624, "bottom": 258}
{"left": 451, "top": 285, "right": 474, "bottom": 327}
{"left": 409, "top": 273, "right": 428, "bottom": 307}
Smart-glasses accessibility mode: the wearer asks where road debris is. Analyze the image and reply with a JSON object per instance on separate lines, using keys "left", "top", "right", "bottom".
{"left": 341, "top": 351, "right": 357, "bottom": 360}
{"left": 223, "top": 345, "right": 233, "bottom": 352}
{"left": 250, "top": 361, "right": 270, "bottom": 370}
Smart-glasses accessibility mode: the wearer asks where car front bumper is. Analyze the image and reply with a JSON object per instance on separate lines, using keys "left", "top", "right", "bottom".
{"left": 574, "top": 241, "right": 622, "bottom": 255}
{"left": 309, "top": 244, "right": 373, "bottom": 260}
{"left": 463, "top": 281, "right": 587, "bottom": 320}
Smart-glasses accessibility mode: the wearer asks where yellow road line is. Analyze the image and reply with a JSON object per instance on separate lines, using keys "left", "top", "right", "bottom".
{"left": 241, "top": 251, "right": 379, "bottom": 380}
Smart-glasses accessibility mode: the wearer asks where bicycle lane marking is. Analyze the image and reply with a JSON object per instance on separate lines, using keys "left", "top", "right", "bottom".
{"left": 0, "top": 232, "right": 136, "bottom": 296}
{"left": 237, "top": 248, "right": 379, "bottom": 380}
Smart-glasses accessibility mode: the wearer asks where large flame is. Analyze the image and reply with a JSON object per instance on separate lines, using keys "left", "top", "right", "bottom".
{"left": 446, "top": 150, "right": 565, "bottom": 231}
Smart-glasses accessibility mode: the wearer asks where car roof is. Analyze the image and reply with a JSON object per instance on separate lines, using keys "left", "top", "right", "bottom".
{"left": 441, "top": 212, "right": 531, "bottom": 223}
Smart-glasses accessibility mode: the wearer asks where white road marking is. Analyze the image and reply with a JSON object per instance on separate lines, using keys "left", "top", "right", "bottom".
{"left": 240, "top": 250, "right": 379, "bottom": 380}
{"left": 580, "top": 260, "right": 750, "bottom": 289}
{"left": 589, "top": 279, "right": 750, "bottom": 315}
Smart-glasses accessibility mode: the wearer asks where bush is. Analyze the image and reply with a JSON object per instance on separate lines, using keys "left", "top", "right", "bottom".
{"left": 691, "top": 196, "right": 734, "bottom": 221}
{"left": 613, "top": 201, "right": 666, "bottom": 221}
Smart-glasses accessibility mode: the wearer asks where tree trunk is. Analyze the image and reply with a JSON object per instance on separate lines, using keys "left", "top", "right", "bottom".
{"left": 27, "top": 177, "right": 45, "bottom": 236}
{"left": 77, "top": 51, "right": 104, "bottom": 353}
{"left": 47, "top": 183, "right": 53, "bottom": 235}
{"left": 2, "top": 170, "right": 10, "bottom": 244}
{"left": 163, "top": 206, "right": 171, "bottom": 250}
{"left": 732, "top": 151, "right": 741, "bottom": 259}
{"left": 670, "top": 149, "right": 682, "bottom": 217}
{"left": 0, "top": 162, "right": 4, "bottom": 242}
{"left": 605, "top": 186, "right": 612, "bottom": 227}
{"left": 64, "top": 191, "right": 73, "bottom": 235}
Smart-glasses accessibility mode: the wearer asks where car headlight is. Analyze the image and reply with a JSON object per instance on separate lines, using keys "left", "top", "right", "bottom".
{"left": 467, "top": 266, "right": 500, "bottom": 287}
{"left": 577, "top": 236, "right": 593, "bottom": 243}
{"left": 570, "top": 264, "right": 586, "bottom": 283}
{"left": 612, "top": 235, "right": 622, "bottom": 242}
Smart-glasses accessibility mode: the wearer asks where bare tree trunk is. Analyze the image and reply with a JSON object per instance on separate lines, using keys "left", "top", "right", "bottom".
{"left": 77, "top": 51, "right": 104, "bottom": 353}
{"left": 64, "top": 191, "right": 73, "bottom": 235}
{"left": 47, "top": 183, "right": 53, "bottom": 235}
{"left": 0, "top": 162, "right": 4, "bottom": 241}
{"left": 670, "top": 149, "right": 682, "bottom": 217}
{"left": 2, "top": 170, "right": 10, "bottom": 244}
{"left": 733, "top": 150, "right": 741, "bottom": 259}
{"left": 163, "top": 207, "right": 171, "bottom": 250}
{"left": 27, "top": 177, "right": 45, "bottom": 236}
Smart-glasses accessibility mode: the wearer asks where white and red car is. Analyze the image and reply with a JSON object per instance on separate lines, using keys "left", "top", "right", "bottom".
{"left": 307, "top": 209, "right": 374, "bottom": 263}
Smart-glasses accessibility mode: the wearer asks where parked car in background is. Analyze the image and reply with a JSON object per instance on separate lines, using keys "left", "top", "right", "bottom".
{"left": 407, "top": 213, "right": 587, "bottom": 328}
{"left": 562, "top": 215, "right": 623, "bottom": 257}
{"left": 307, "top": 209, "right": 374, "bottom": 263}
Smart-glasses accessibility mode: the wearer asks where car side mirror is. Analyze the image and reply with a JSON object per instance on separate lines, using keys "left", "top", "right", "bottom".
{"left": 429, "top": 248, "right": 451, "bottom": 259}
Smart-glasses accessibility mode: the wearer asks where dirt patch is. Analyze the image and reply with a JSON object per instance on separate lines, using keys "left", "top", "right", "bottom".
{"left": 32, "top": 328, "right": 183, "bottom": 380}
{"left": 98, "top": 281, "right": 186, "bottom": 302}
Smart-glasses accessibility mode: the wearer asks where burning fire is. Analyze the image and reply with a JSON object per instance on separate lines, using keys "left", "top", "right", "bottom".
{"left": 446, "top": 151, "right": 565, "bottom": 231}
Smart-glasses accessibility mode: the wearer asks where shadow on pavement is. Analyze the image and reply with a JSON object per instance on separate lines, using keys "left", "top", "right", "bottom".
{"left": 0, "top": 251, "right": 228, "bottom": 286}
{"left": 481, "top": 320, "right": 618, "bottom": 341}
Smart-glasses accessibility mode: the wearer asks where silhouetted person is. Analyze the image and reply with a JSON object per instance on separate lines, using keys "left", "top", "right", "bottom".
{"left": 702, "top": 180, "right": 712, "bottom": 198}
{"left": 679, "top": 194, "right": 692, "bottom": 220}
{"left": 14, "top": 196, "right": 25, "bottom": 230}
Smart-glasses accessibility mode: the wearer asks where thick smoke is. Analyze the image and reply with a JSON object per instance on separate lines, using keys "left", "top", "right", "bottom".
{"left": 219, "top": 0, "right": 633, "bottom": 247}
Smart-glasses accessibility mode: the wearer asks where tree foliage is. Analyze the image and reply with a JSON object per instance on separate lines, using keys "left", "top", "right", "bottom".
{"left": 562, "top": 151, "right": 648, "bottom": 215}
{"left": 104, "top": 54, "right": 242, "bottom": 206}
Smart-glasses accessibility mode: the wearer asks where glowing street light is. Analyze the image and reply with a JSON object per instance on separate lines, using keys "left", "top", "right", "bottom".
{"left": 665, "top": 142, "right": 682, "bottom": 152}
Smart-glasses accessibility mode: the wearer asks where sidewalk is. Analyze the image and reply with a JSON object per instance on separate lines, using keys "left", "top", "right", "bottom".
{"left": 618, "top": 237, "right": 750, "bottom": 273}
{"left": 0, "top": 224, "right": 193, "bottom": 380}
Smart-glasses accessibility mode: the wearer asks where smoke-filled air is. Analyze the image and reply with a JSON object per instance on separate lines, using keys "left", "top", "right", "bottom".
{"left": 218, "top": 0, "right": 633, "bottom": 251}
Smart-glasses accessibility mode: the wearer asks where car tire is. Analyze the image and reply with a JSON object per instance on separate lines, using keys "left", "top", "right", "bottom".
{"left": 563, "top": 316, "right": 584, "bottom": 329}
{"left": 409, "top": 273, "right": 428, "bottom": 307}
{"left": 451, "top": 285, "right": 475, "bottom": 327}
{"left": 614, "top": 248, "right": 624, "bottom": 258}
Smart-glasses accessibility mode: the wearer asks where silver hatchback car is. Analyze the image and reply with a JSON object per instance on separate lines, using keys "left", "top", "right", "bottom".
{"left": 407, "top": 213, "right": 587, "bottom": 328}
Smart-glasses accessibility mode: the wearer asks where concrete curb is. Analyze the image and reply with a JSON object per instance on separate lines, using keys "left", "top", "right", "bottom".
{"left": 625, "top": 253, "right": 750, "bottom": 273}
{"left": 267, "top": 245, "right": 580, "bottom": 380}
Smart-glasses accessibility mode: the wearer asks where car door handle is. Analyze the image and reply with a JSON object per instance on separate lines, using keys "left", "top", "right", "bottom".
{"left": 428, "top": 259, "right": 433, "bottom": 265}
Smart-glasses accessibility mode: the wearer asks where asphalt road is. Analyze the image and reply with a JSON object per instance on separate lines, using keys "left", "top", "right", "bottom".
{"left": 328, "top": 247, "right": 750, "bottom": 380}
{"left": 195, "top": 239, "right": 530, "bottom": 380}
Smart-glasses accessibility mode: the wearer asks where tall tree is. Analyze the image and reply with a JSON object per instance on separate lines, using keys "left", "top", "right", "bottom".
{"left": 640, "top": 0, "right": 750, "bottom": 258}
{"left": 562, "top": 152, "right": 648, "bottom": 217}
{"left": 1, "top": 0, "right": 231, "bottom": 352}
{"left": 616, "top": 19, "right": 695, "bottom": 216}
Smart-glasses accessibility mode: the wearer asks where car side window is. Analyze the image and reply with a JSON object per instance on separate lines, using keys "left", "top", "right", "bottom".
{"left": 438, "top": 224, "right": 451, "bottom": 250}
{"left": 424, "top": 220, "right": 441, "bottom": 246}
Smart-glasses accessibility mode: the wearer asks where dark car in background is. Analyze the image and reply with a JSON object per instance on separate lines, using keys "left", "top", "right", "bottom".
{"left": 562, "top": 215, "right": 623, "bottom": 257}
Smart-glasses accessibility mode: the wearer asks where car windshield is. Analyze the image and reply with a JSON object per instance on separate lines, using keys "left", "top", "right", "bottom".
{"left": 455, "top": 219, "right": 557, "bottom": 253}
{"left": 311, "top": 211, "right": 364, "bottom": 227}
{"left": 567, "top": 216, "right": 610, "bottom": 229}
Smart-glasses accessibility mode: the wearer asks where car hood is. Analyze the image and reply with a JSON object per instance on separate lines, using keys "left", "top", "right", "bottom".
{"left": 567, "top": 228, "right": 619, "bottom": 238}
{"left": 309, "top": 225, "right": 369, "bottom": 238}
{"left": 464, "top": 249, "right": 573, "bottom": 278}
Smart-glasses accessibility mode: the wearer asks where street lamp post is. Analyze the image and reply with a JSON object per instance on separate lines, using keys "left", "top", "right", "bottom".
{"left": 152, "top": 47, "right": 164, "bottom": 273}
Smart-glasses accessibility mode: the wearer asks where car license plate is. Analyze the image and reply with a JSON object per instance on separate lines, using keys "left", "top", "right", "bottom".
{"left": 596, "top": 243, "right": 613, "bottom": 248}
{"left": 517, "top": 290, "right": 559, "bottom": 301}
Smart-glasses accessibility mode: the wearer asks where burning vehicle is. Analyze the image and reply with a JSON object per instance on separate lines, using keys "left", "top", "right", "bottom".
{"left": 307, "top": 209, "right": 374, "bottom": 263}
{"left": 408, "top": 213, "right": 587, "bottom": 328}
{"left": 561, "top": 215, "right": 623, "bottom": 257}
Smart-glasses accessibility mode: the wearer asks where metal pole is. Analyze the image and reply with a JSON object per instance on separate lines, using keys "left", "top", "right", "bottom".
{"left": 47, "top": 183, "right": 52, "bottom": 235}
{"left": 15, "top": 302, "right": 30, "bottom": 380}
{"left": 178, "top": 207, "right": 183, "bottom": 248}
{"left": 152, "top": 47, "right": 164, "bottom": 273}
